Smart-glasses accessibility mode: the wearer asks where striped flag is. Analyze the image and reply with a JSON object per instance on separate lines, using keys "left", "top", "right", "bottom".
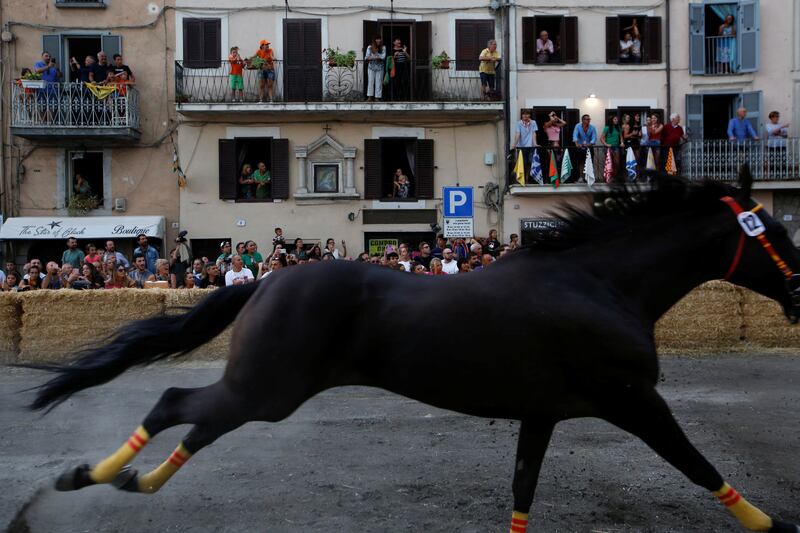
{"left": 665, "top": 147, "right": 678, "bottom": 175}
{"left": 530, "top": 148, "right": 544, "bottom": 185}
{"left": 548, "top": 151, "right": 560, "bottom": 188}
{"left": 603, "top": 148, "right": 614, "bottom": 183}
{"left": 625, "top": 146, "right": 637, "bottom": 182}
{"left": 513, "top": 149, "right": 526, "bottom": 186}
{"left": 646, "top": 147, "right": 657, "bottom": 171}
{"left": 585, "top": 148, "right": 596, "bottom": 187}
{"left": 560, "top": 148, "right": 573, "bottom": 184}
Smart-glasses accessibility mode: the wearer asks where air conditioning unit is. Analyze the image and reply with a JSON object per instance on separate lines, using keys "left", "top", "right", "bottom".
{"left": 114, "top": 198, "right": 127, "bottom": 212}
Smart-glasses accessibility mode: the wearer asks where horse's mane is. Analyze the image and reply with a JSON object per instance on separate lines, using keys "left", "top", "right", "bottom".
{"left": 525, "top": 174, "right": 737, "bottom": 252}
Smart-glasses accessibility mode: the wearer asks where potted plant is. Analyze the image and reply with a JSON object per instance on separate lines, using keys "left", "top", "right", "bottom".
{"left": 323, "top": 48, "right": 357, "bottom": 68}
{"left": 67, "top": 194, "right": 100, "bottom": 216}
{"left": 175, "top": 92, "right": 191, "bottom": 103}
{"left": 20, "top": 71, "right": 45, "bottom": 89}
{"left": 431, "top": 51, "right": 450, "bottom": 70}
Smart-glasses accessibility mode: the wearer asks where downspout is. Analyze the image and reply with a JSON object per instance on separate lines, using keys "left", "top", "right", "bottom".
{"left": 665, "top": 0, "right": 672, "bottom": 118}
{"left": 502, "top": 1, "right": 511, "bottom": 190}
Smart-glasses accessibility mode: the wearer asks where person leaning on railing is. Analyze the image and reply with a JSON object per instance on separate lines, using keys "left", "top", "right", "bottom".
{"left": 727, "top": 107, "right": 759, "bottom": 142}
{"left": 765, "top": 111, "right": 791, "bottom": 174}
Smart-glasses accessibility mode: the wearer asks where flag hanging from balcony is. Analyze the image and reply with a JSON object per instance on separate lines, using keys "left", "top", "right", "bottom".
{"left": 530, "top": 148, "right": 544, "bottom": 185}
{"left": 548, "top": 150, "right": 560, "bottom": 188}
{"left": 585, "top": 148, "right": 596, "bottom": 187}
{"left": 85, "top": 82, "right": 117, "bottom": 100}
{"left": 646, "top": 147, "right": 657, "bottom": 171}
{"left": 171, "top": 137, "right": 187, "bottom": 188}
{"left": 603, "top": 148, "right": 614, "bottom": 183}
{"left": 514, "top": 149, "right": 526, "bottom": 186}
{"left": 560, "top": 147, "right": 573, "bottom": 184}
{"left": 625, "top": 146, "right": 637, "bottom": 182}
{"left": 665, "top": 147, "right": 678, "bottom": 175}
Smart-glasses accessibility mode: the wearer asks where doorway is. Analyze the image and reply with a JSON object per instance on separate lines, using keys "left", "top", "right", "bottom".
{"left": 703, "top": 94, "right": 737, "bottom": 139}
{"left": 69, "top": 151, "right": 104, "bottom": 207}
{"left": 381, "top": 23, "right": 413, "bottom": 101}
{"left": 65, "top": 36, "right": 102, "bottom": 82}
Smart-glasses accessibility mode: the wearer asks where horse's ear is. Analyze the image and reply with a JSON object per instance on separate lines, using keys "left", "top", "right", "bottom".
{"left": 737, "top": 164, "right": 753, "bottom": 199}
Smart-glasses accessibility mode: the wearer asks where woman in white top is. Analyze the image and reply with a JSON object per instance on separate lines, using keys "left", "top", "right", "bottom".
{"left": 324, "top": 238, "right": 347, "bottom": 260}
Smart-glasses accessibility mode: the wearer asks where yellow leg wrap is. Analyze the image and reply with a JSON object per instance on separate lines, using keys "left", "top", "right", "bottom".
{"left": 510, "top": 510, "right": 528, "bottom": 533}
{"left": 90, "top": 426, "right": 150, "bottom": 484}
{"left": 714, "top": 482, "right": 773, "bottom": 532}
{"left": 137, "top": 443, "right": 192, "bottom": 494}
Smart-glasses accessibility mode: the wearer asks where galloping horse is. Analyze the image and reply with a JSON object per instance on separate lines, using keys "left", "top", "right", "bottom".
{"left": 29, "top": 169, "right": 800, "bottom": 532}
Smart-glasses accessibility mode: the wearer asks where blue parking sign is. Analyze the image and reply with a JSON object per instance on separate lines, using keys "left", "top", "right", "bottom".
{"left": 443, "top": 187, "right": 474, "bottom": 217}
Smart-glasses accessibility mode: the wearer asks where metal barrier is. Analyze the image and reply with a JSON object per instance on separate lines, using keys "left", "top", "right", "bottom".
{"left": 10, "top": 81, "right": 139, "bottom": 129}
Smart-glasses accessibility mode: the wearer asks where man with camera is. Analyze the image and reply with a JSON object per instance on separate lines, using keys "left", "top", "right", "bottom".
{"left": 34, "top": 52, "right": 62, "bottom": 83}
{"left": 216, "top": 241, "right": 234, "bottom": 275}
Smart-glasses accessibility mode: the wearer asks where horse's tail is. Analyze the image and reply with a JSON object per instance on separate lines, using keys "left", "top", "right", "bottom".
{"left": 24, "top": 283, "right": 260, "bottom": 411}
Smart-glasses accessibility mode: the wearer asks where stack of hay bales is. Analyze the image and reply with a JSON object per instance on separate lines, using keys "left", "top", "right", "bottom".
{"left": 740, "top": 289, "right": 800, "bottom": 353}
{"left": 0, "top": 294, "right": 22, "bottom": 363}
{"left": 18, "top": 289, "right": 166, "bottom": 362}
{"left": 163, "top": 289, "right": 232, "bottom": 360}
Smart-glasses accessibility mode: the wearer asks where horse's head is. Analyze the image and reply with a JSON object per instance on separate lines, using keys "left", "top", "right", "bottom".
{"left": 720, "top": 165, "right": 800, "bottom": 323}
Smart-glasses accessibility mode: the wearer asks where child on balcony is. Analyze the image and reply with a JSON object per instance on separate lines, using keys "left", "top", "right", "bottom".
{"left": 228, "top": 46, "right": 245, "bottom": 102}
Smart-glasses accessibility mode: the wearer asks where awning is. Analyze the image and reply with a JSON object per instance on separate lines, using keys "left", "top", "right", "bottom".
{"left": 0, "top": 216, "right": 165, "bottom": 240}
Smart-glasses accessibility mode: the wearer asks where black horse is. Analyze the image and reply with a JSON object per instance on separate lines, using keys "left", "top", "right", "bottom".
{"left": 28, "top": 169, "right": 800, "bottom": 532}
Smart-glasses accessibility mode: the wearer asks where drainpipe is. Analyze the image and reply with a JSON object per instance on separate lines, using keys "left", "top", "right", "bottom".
{"left": 502, "top": 1, "right": 511, "bottom": 190}
{"left": 665, "top": 0, "right": 672, "bottom": 118}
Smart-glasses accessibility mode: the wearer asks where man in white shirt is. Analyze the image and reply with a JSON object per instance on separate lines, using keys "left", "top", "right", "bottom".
{"left": 441, "top": 248, "right": 459, "bottom": 275}
{"left": 225, "top": 255, "right": 255, "bottom": 286}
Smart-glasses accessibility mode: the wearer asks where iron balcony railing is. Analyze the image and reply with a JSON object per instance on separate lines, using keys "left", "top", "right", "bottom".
{"left": 175, "top": 59, "right": 503, "bottom": 104}
{"left": 703, "top": 35, "right": 739, "bottom": 75}
{"left": 510, "top": 140, "right": 800, "bottom": 186}
{"left": 10, "top": 81, "right": 140, "bottom": 130}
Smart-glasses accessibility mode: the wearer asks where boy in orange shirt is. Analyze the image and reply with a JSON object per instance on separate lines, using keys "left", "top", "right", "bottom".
{"left": 254, "top": 40, "right": 275, "bottom": 102}
{"left": 228, "top": 46, "right": 245, "bottom": 102}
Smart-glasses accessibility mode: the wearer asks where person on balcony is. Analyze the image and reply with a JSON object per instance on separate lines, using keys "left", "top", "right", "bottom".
{"left": 511, "top": 109, "right": 538, "bottom": 181}
{"left": 228, "top": 46, "right": 245, "bottom": 102}
{"left": 623, "top": 18, "right": 642, "bottom": 63}
{"left": 572, "top": 114, "right": 597, "bottom": 181}
{"left": 765, "top": 111, "right": 790, "bottom": 174}
{"left": 600, "top": 115, "right": 624, "bottom": 181}
{"left": 110, "top": 54, "right": 135, "bottom": 85}
{"left": 535, "top": 31, "right": 554, "bottom": 64}
{"left": 90, "top": 51, "right": 111, "bottom": 84}
{"left": 365, "top": 36, "right": 386, "bottom": 102}
{"left": 543, "top": 111, "right": 567, "bottom": 148}
{"left": 34, "top": 52, "right": 62, "bottom": 104}
{"left": 662, "top": 114, "right": 688, "bottom": 173}
{"left": 390, "top": 38, "right": 410, "bottom": 101}
{"left": 254, "top": 40, "right": 275, "bottom": 102}
{"left": 69, "top": 56, "right": 95, "bottom": 83}
{"left": 717, "top": 15, "right": 736, "bottom": 74}
{"left": 479, "top": 39, "right": 501, "bottom": 100}
{"left": 647, "top": 113, "right": 664, "bottom": 168}
{"left": 727, "top": 107, "right": 759, "bottom": 142}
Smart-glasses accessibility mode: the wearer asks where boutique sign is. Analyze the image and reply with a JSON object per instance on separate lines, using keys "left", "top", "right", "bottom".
{"left": 0, "top": 216, "right": 166, "bottom": 240}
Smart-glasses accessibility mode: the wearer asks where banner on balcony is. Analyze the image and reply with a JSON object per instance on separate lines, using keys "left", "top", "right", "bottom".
{"left": 85, "top": 82, "right": 118, "bottom": 100}
{"left": 0, "top": 216, "right": 165, "bottom": 240}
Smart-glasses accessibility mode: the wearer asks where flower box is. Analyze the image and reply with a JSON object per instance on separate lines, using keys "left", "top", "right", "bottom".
{"left": 21, "top": 79, "right": 46, "bottom": 89}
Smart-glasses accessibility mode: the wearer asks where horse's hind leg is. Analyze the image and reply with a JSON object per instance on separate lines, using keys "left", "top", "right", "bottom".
{"left": 601, "top": 385, "right": 798, "bottom": 533}
{"left": 507, "top": 419, "right": 555, "bottom": 533}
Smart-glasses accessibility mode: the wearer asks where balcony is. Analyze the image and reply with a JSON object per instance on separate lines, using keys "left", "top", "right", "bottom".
{"left": 174, "top": 60, "right": 504, "bottom": 119}
{"left": 701, "top": 36, "right": 739, "bottom": 75}
{"left": 10, "top": 81, "right": 140, "bottom": 141}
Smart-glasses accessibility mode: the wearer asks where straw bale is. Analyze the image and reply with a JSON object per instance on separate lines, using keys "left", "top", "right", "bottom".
{"left": 164, "top": 289, "right": 232, "bottom": 360}
{"left": 656, "top": 281, "right": 744, "bottom": 354}
{"left": 18, "top": 289, "right": 166, "bottom": 363}
{"left": 740, "top": 288, "right": 800, "bottom": 350}
{"left": 0, "top": 293, "right": 23, "bottom": 363}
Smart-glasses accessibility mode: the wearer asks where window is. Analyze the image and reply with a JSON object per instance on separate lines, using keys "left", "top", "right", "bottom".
{"left": 42, "top": 33, "right": 121, "bottom": 81}
{"left": 183, "top": 18, "right": 221, "bottom": 68}
{"left": 218, "top": 138, "right": 289, "bottom": 201}
{"left": 605, "top": 16, "right": 662, "bottom": 64}
{"left": 689, "top": 1, "right": 759, "bottom": 75}
{"left": 685, "top": 91, "right": 761, "bottom": 139}
{"left": 455, "top": 19, "right": 495, "bottom": 71}
{"left": 364, "top": 138, "right": 434, "bottom": 200}
{"left": 55, "top": 0, "right": 106, "bottom": 7}
{"left": 69, "top": 151, "right": 104, "bottom": 208}
{"left": 521, "top": 16, "right": 578, "bottom": 65}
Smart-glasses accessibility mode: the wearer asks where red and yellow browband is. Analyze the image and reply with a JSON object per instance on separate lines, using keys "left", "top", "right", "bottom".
{"left": 720, "top": 196, "right": 795, "bottom": 281}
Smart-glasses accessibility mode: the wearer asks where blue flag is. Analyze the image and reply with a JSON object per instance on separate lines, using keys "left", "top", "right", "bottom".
{"left": 530, "top": 148, "right": 544, "bottom": 185}
{"left": 625, "top": 146, "right": 637, "bottom": 182}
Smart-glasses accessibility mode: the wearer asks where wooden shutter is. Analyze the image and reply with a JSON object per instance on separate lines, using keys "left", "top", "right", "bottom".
{"left": 739, "top": 91, "right": 762, "bottom": 135}
{"left": 303, "top": 20, "right": 322, "bottom": 100}
{"left": 415, "top": 139, "right": 434, "bottom": 199}
{"left": 564, "top": 109, "right": 580, "bottom": 146}
{"left": 284, "top": 19, "right": 322, "bottom": 101}
{"left": 42, "top": 35, "right": 63, "bottom": 74}
{"left": 183, "top": 18, "right": 220, "bottom": 68}
{"left": 685, "top": 94, "right": 704, "bottom": 140}
{"left": 644, "top": 17, "right": 662, "bottom": 63}
{"left": 202, "top": 20, "right": 221, "bottom": 66}
{"left": 563, "top": 17, "right": 579, "bottom": 64}
{"left": 738, "top": 0, "right": 759, "bottom": 73}
{"left": 455, "top": 20, "right": 494, "bottom": 71}
{"left": 688, "top": 4, "right": 705, "bottom": 75}
{"left": 218, "top": 139, "right": 237, "bottom": 200}
{"left": 270, "top": 139, "right": 290, "bottom": 199}
{"left": 413, "top": 21, "right": 432, "bottom": 101}
{"left": 521, "top": 17, "right": 535, "bottom": 64}
{"left": 101, "top": 35, "right": 122, "bottom": 61}
{"left": 364, "top": 139, "right": 382, "bottom": 200}
{"left": 605, "top": 18, "right": 620, "bottom": 64}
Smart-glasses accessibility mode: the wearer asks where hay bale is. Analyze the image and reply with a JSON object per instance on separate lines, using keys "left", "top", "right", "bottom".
{"left": 740, "top": 288, "right": 800, "bottom": 351}
{"left": 656, "top": 281, "right": 745, "bottom": 354}
{"left": 164, "top": 289, "right": 231, "bottom": 360}
{"left": 0, "top": 293, "right": 23, "bottom": 363}
{"left": 18, "top": 289, "right": 166, "bottom": 363}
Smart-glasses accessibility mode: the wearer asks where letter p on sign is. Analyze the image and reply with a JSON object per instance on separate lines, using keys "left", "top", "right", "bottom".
{"left": 443, "top": 187, "right": 474, "bottom": 217}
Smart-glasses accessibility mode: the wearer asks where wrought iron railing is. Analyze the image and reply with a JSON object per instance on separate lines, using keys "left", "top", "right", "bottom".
{"left": 510, "top": 140, "right": 800, "bottom": 186}
{"left": 703, "top": 35, "right": 738, "bottom": 75}
{"left": 175, "top": 59, "right": 503, "bottom": 104}
{"left": 10, "top": 81, "right": 139, "bottom": 130}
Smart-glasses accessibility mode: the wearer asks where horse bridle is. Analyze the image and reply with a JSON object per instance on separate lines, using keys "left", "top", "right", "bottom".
{"left": 720, "top": 196, "right": 800, "bottom": 322}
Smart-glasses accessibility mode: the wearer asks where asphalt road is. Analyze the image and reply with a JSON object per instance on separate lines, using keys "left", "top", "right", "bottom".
{"left": 2, "top": 356, "right": 799, "bottom": 533}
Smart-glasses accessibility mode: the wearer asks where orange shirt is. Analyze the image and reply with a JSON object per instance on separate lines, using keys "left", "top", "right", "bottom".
{"left": 228, "top": 54, "right": 244, "bottom": 76}
{"left": 256, "top": 48, "right": 274, "bottom": 69}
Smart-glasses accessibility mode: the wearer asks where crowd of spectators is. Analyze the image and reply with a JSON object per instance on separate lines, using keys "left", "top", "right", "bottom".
{"left": 0, "top": 228, "right": 520, "bottom": 292}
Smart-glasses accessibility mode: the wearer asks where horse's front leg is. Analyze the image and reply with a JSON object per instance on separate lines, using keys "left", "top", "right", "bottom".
{"left": 508, "top": 419, "right": 555, "bottom": 533}
{"left": 600, "top": 384, "right": 798, "bottom": 532}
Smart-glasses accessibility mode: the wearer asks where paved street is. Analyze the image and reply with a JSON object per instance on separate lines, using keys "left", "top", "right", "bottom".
{"left": 2, "top": 356, "right": 799, "bottom": 532}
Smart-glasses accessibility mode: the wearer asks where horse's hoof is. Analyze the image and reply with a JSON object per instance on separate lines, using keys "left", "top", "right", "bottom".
{"left": 55, "top": 464, "right": 95, "bottom": 491}
{"left": 769, "top": 520, "right": 800, "bottom": 533}
{"left": 111, "top": 465, "right": 140, "bottom": 492}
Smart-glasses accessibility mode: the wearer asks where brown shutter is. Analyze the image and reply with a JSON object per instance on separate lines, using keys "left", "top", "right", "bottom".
{"left": 413, "top": 21, "right": 432, "bottom": 101}
{"left": 415, "top": 139, "right": 434, "bottom": 199}
{"left": 605, "top": 17, "right": 620, "bottom": 64}
{"left": 563, "top": 17, "right": 579, "bottom": 64}
{"left": 302, "top": 20, "right": 322, "bottom": 100}
{"left": 183, "top": 19, "right": 203, "bottom": 68}
{"left": 218, "top": 139, "right": 237, "bottom": 200}
{"left": 364, "top": 139, "right": 382, "bottom": 199}
{"left": 644, "top": 17, "right": 662, "bottom": 63}
{"left": 270, "top": 139, "right": 290, "bottom": 199}
{"left": 202, "top": 19, "right": 221, "bottom": 66}
{"left": 564, "top": 108, "right": 580, "bottom": 147}
{"left": 455, "top": 20, "right": 494, "bottom": 71}
{"left": 285, "top": 19, "right": 322, "bottom": 101}
{"left": 521, "top": 17, "right": 535, "bottom": 64}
